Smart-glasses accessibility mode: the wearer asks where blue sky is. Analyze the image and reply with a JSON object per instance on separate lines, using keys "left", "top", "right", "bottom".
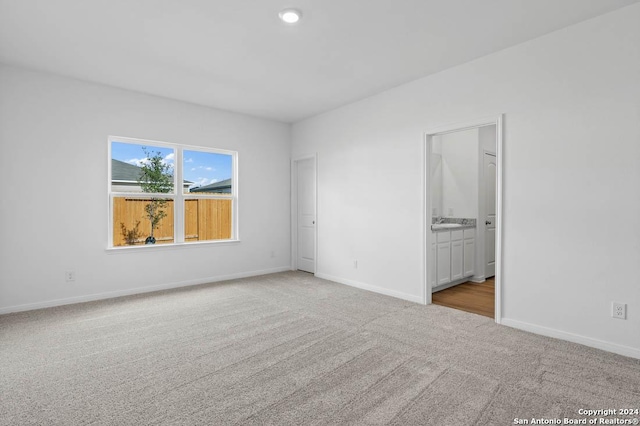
{"left": 112, "top": 141, "right": 232, "bottom": 189}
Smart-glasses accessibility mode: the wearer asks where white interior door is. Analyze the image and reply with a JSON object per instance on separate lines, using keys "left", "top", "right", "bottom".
{"left": 296, "top": 158, "right": 316, "bottom": 273}
{"left": 484, "top": 153, "right": 496, "bottom": 278}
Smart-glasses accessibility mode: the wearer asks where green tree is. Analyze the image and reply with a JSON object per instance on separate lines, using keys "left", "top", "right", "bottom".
{"left": 138, "top": 148, "right": 173, "bottom": 241}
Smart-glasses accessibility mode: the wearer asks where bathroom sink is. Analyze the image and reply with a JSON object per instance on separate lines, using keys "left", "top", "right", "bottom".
{"left": 432, "top": 223, "right": 462, "bottom": 230}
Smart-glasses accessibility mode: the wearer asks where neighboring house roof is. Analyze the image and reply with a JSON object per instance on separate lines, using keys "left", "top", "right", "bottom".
{"left": 112, "top": 159, "right": 144, "bottom": 182}
{"left": 190, "top": 178, "right": 232, "bottom": 193}
{"left": 111, "top": 159, "right": 191, "bottom": 186}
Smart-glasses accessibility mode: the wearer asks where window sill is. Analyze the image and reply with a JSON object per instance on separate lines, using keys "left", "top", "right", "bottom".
{"left": 105, "top": 239, "right": 241, "bottom": 254}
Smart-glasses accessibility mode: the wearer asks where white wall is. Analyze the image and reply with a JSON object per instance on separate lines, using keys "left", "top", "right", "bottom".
{"left": 430, "top": 136, "right": 443, "bottom": 217}
{"left": 441, "top": 128, "right": 478, "bottom": 218}
{"left": 430, "top": 153, "right": 443, "bottom": 217}
{"left": 292, "top": 5, "right": 640, "bottom": 357}
{"left": 0, "top": 64, "right": 291, "bottom": 312}
{"left": 479, "top": 125, "right": 497, "bottom": 155}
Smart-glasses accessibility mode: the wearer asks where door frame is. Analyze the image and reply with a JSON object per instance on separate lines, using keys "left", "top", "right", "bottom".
{"left": 291, "top": 154, "right": 318, "bottom": 273}
{"left": 423, "top": 115, "right": 504, "bottom": 323}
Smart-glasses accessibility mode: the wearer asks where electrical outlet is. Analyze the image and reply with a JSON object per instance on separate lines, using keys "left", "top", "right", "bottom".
{"left": 270, "top": 250, "right": 276, "bottom": 258}
{"left": 612, "top": 302, "right": 626, "bottom": 320}
{"left": 353, "top": 260, "right": 358, "bottom": 269}
{"left": 65, "top": 270, "right": 76, "bottom": 282}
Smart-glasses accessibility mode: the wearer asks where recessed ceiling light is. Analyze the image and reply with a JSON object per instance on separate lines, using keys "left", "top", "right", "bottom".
{"left": 279, "top": 8, "right": 302, "bottom": 24}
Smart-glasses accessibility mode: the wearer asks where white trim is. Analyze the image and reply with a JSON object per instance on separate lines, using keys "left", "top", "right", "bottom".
{"left": 107, "top": 139, "right": 114, "bottom": 247}
{"left": 232, "top": 151, "right": 239, "bottom": 241}
{"left": 175, "top": 147, "right": 185, "bottom": 243}
{"left": 316, "top": 273, "right": 423, "bottom": 304}
{"left": 422, "top": 138, "right": 431, "bottom": 305}
{"left": 109, "top": 135, "right": 237, "bottom": 156}
{"left": 105, "top": 238, "right": 241, "bottom": 253}
{"left": 495, "top": 115, "right": 503, "bottom": 323}
{"left": 432, "top": 275, "right": 475, "bottom": 292}
{"left": 0, "top": 266, "right": 291, "bottom": 315}
{"left": 501, "top": 318, "right": 640, "bottom": 360}
{"left": 423, "top": 114, "right": 504, "bottom": 323}
{"left": 422, "top": 116, "right": 499, "bottom": 136}
{"left": 291, "top": 154, "right": 318, "bottom": 273}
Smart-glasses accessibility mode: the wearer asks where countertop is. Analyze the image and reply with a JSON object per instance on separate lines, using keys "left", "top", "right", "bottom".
{"left": 431, "top": 224, "right": 476, "bottom": 232}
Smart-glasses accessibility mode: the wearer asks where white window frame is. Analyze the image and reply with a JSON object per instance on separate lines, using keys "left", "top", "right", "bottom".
{"left": 107, "top": 135, "right": 239, "bottom": 250}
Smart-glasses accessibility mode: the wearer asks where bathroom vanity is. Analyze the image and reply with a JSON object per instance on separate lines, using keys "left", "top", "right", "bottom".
{"left": 430, "top": 224, "right": 475, "bottom": 291}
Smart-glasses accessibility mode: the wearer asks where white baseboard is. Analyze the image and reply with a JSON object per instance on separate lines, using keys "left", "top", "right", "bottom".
{"left": 432, "top": 276, "right": 474, "bottom": 292}
{"left": 316, "top": 273, "right": 423, "bottom": 304}
{"left": 0, "top": 266, "right": 291, "bottom": 315}
{"left": 501, "top": 318, "right": 640, "bottom": 360}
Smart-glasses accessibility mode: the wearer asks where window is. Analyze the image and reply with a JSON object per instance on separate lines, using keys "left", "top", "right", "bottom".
{"left": 109, "top": 136, "right": 237, "bottom": 248}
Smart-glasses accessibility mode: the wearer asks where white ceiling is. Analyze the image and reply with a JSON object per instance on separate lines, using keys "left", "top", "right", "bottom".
{"left": 0, "top": 0, "right": 637, "bottom": 123}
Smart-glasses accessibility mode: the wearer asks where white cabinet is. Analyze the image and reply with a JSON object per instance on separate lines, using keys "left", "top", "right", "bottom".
{"left": 436, "top": 230, "right": 451, "bottom": 285}
{"left": 463, "top": 228, "right": 475, "bottom": 277}
{"left": 430, "top": 242, "right": 437, "bottom": 288}
{"left": 451, "top": 231, "right": 463, "bottom": 281}
{"left": 432, "top": 227, "right": 475, "bottom": 289}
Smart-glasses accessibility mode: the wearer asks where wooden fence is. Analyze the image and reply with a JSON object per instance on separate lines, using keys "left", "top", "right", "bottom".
{"left": 113, "top": 197, "right": 231, "bottom": 246}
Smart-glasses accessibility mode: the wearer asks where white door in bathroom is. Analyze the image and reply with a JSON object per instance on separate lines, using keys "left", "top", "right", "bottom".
{"left": 484, "top": 153, "right": 496, "bottom": 278}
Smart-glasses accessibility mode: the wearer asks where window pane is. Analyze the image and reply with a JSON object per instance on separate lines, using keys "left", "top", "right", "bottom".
{"left": 113, "top": 197, "right": 174, "bottom": 246}
{"left": 183, "top": 150, "right": 232, "bottom": 196}
{"left": 111, "top": 141, "right": 175, "bottom": 194}
{"left": 184, "top": 199, "right": 232, "bottom": 242}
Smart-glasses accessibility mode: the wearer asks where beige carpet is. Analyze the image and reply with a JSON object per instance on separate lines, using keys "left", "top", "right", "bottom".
{"left": 1, "top": 272, "right": 638, "bottom": 425}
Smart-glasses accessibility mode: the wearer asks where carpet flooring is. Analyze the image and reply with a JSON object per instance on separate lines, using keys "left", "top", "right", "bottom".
{"left": 1, "top": 272, "right": 639, "bottom": 425}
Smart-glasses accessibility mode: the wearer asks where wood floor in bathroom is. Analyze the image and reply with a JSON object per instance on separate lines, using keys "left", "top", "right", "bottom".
{"left": 432, "top": 278, "right": 494, "bottom": 318}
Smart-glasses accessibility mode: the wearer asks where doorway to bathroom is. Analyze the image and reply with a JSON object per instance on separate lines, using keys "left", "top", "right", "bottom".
{"left": 424, "top": 115, "right": 503, "bottom": 322}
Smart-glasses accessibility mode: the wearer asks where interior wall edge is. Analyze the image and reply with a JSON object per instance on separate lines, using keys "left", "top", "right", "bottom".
{"left": 315, "top": 273, "right": 424, "bottom": 304}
